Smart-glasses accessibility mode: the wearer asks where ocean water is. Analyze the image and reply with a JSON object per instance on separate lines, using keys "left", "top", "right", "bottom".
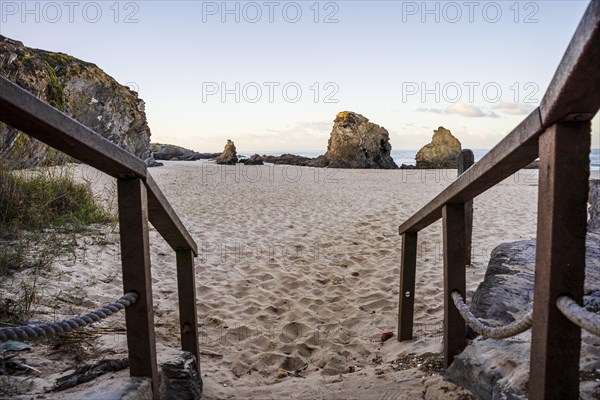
{"left": 240, "top": 149, "right": 600, "bottom": 169}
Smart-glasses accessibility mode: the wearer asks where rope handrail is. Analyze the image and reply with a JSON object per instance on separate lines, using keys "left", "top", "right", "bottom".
{"left": 451, "top": 291, "right": 533, "bottom": 339}
{"left": 556, "top": 295, "right": 600, "bottom": 336}
{"left": 0, "top": 292, "right": 138, "bottom": 343}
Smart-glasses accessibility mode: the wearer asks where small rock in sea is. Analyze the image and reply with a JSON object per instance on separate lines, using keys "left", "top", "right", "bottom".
{"left": 242, "top": 154, "right": 264, "bottom": 165}
{"left": 215, "top": 139, "right": 237, "bottom": 165}
{"left": 380, "top": 331, "right": 394, "bottom": 342}
{"left": 399, "top": 163, "right": 416, "bottom": 169}
{"left": 144, "top": 157, "right": 163, "bottom": 167}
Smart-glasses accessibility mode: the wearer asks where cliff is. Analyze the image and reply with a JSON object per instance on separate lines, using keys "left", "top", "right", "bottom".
{"left": 0, "top": 36, "right": 151, "bottom": 168}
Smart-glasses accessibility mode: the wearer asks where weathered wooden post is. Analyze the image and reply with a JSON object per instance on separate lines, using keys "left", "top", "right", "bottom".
{"left": 529, "top": 121, "right": 590, "bottom": 400}
{"left": 118, "top": 177, "right": 159, "bottom": 399}
{"left": 398, "top": 232, "right": 418, "bottom": 341}
{"left": 457, "top": 150, "right": 474, "bottom": 266}
{"left": 176, "top": 248, "right": 201, "bottom": 375}
{"left": 442, "top": 203, "right": 467, "bottom": 367}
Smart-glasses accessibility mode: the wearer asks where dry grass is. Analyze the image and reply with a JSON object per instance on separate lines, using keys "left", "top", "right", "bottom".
{"left": 0, "top": 161, "right": 115, "bottom": 325}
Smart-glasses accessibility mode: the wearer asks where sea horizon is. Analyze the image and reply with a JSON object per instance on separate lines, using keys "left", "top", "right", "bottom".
{"left": 236, "top": 148, "right": 600, "bottom": 168}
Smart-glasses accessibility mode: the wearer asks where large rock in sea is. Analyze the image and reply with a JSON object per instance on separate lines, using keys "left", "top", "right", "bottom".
{"left": 311, "top": 111, "right": 397, "bottom": 169}
{"left": 445, "top": 233, "right": 600, "bottom": 398}
{"left": 415, "top": 127, "right": 461, "bottom": 168}
{"left": 0, "top": 36, "right": 151, "bottom": 168}
{"left": 215, "top": 139, "right": 237, "bottom": 165}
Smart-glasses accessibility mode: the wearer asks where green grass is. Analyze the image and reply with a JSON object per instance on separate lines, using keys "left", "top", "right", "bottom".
{"left": 0, "top": 164, "right": 113, "bottom": 231}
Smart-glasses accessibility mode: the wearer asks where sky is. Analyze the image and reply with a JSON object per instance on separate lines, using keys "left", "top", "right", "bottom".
{"left": 1, "top": 0, "right": 599, "bottom": 152}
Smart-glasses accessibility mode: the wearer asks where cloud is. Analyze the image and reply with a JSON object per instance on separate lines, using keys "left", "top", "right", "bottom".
{"left": 416, "top": 107, "right": 444, "bottom": 115}
{"left": 219, "top": 120, "right": 333, "bottom": 151}
{"left": 417, "top": 103, "right": 499, "bottom": 118}
{"left": 264, "top": 120, "right": 331, "bottom": 136}
{"left": 492, "top": 102, "right": 535, "bottom": 116}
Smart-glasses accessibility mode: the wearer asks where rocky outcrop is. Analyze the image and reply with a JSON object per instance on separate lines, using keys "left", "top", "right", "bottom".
{"left": 589, "top": 179, "right": 600, "bottom": 231}
{"left": 415, "top": 127, "right": 461, "bottom": 168}
{"left": 264, "top": 154, "right": 312, "bottom": 166}
{"left": 0, "top": 36, "right": 152, "bottom": 168}
{"left": 446, "top": 339, "right": 531, "bottom": 400}
{"left": 310, "top": 112, "right": 397, "bottom": 169}
{"left": 468, "top": 240, "right": 536, "bottom": 327}
{"left": 145, "top": 157, "right": 164, "bottom": 168}
{"left": 214, "top": 139, "right": 237, "bottom": 165}
{"left": 149, "top": 143, "right": 218, "bottom": 161}
{"left": 445, "top": 233, "right": 600, "bottom": 399}
{"left": 236, "top": 154, "right": 314, "bottom": 166}
{"left": 240, "top": 154, "right": 264, "bottom": 165}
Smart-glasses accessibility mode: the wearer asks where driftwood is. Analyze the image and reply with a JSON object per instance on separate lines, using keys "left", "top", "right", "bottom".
{"left": 48, "top": 357, "right": 128, "bottom": 392}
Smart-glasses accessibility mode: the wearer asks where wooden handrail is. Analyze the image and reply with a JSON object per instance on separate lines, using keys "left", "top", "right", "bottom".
{"left": 0, "top": 74, "right": 200, "bottom": 399}
{"left": 397, "top": 1, "right": 600, "bottom": 399}
{"left": 540, "top": 0, "right": 600, "bottom": 124}
{"left": 147, "top": 174, "right": 198, "bottom": 255}
{"left": 0, "top": 76, "right": 197, "bottom": 255}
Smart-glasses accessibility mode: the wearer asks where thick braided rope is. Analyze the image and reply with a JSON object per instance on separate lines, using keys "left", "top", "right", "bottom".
{"left": 451, "top": 291, "right": 533, "bottom": 339}
{"left": 557, "top": 295, "right": 600, "bottom": 336}
{"left": 0, "top": 292, "right": 138, "bottom": 343}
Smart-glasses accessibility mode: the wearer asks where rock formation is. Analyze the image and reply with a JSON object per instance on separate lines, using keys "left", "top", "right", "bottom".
{"left": 445, "top": 231, "right": 600, "bottom": 399}
{"left": 144, "top": 157, "right": 164, "bottom": 168}
{"left": 150, "top": 143, "right": 218, "bottom": 161}
{"left": 415, "top": 127, "right": 461, "bottom": 168}
{"left": 311, "top": 112, "right": 397, "bottom": 169}
{"left": 215, "top": 139, "right": 237, "bottom": 165}
{"left": 0, "top": 36, "right": 152, "bottom": 168}
{"left": 240, "top": 154, "right": 264, "bottom": 165}
{"left": 236, "top": 154, "right": 313, "bottom": 166}
{"left": 264, "top": 154, "right": 313, "bottom": 166}
{"left": 159, "top": 349, "right": 203, "bottom": 399}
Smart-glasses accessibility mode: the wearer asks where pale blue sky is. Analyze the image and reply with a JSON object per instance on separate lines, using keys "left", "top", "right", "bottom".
{"left": 1, "top": 0, "right": 599, "bottom": 152}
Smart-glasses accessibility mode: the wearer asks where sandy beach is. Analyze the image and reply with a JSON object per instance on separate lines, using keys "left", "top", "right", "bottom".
{"left": 4, "top": 161, "right": 596, "bottom": 399}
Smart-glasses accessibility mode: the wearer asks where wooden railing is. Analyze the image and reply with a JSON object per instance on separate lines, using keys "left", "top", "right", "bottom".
{"left": 0, "top": 75, "right": 200, "bottom": 400}
{"left": 397, "top": 1, "right": 600, "bottom": 399}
